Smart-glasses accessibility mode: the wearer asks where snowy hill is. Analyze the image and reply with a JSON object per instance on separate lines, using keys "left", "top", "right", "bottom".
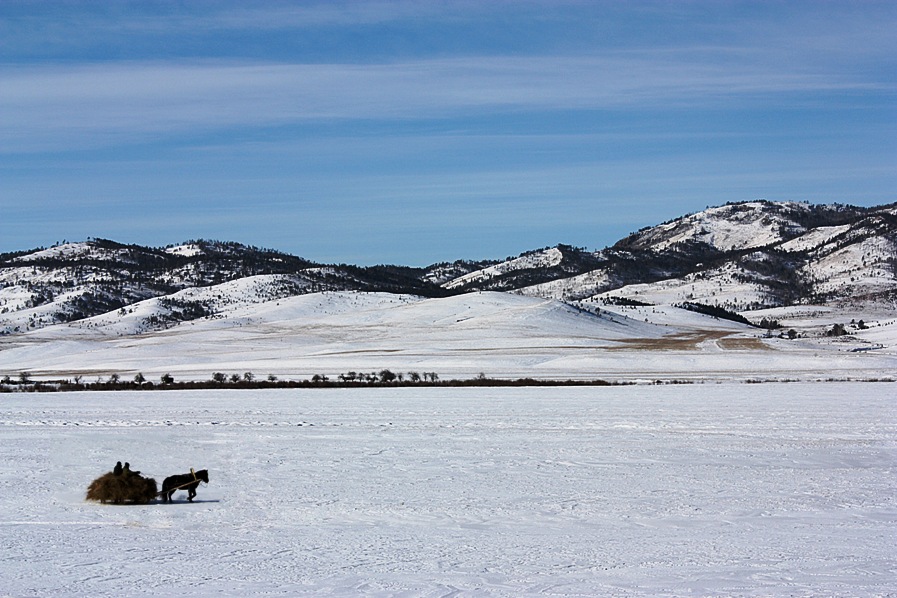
{"left": 1, "top": 201, "right": 895, "bottom": 382}
{"left": 443, "top": 247, "right": 565, "bottom": 290}
{"left": 0, "top": 238, "right": 445, "bottom": 335}
{"left": 614, "top": 201, "right": 817, "bottom": 252}
{"left": 442, "top": 200, "right": 897, "bottom": 312}
{"left": 3, "top": 289, "right": 895, "bottom": 383}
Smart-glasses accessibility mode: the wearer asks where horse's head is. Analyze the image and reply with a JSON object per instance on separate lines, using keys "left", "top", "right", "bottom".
{"left": 196, "top": 469, "right": 210, "bottom": 484}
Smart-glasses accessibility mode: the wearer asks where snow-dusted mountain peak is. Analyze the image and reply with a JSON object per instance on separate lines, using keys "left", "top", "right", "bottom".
{"left": 619, "top": 200, "right": 814, "bottom": 252}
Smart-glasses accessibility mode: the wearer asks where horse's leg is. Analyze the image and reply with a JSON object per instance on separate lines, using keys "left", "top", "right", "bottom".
{"left": 188, "top": 486, "right": 196, "bottom": 501}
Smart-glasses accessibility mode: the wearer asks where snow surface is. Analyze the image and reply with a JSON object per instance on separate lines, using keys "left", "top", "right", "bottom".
{"left": 0, "top": 384, "right": 894, "bottom": 597}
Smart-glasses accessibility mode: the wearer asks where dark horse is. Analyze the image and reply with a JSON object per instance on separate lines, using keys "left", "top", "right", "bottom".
{"left": 160, "top": 469, "right": 209, "bottom": 503}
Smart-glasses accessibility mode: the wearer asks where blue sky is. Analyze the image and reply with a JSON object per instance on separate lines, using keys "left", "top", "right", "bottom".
{"left": 1, "top": 1, "right": 894, "bottom": 266}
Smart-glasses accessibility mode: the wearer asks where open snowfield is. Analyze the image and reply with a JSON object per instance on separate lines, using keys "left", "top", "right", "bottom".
{"left": 2, "top": 292, "right": 896, "bottom": 384}
{"left": 1, "top": 384, "right": 894, "bottom": 597}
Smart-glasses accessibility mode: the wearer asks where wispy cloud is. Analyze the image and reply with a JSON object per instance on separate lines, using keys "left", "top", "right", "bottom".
{"left": 1, "top": 50, "right": 889, "bottom": 153}
{"left": 1, "top": 1, "right": 893, "bottom": 262}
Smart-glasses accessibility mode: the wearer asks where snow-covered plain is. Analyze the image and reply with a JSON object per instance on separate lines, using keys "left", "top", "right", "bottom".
{"left": 2, "top": 291, "right": 896, "bottom": 384}
{"left": 1, "top": 384, "right": 894, "bottom": 597}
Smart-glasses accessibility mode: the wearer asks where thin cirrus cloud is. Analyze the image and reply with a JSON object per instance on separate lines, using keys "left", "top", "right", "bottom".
{"left": 0, "top": 49, "right": 881, "bottom": 153}
{"left": 1, "top": 1, "right": 893, "bottom": 263}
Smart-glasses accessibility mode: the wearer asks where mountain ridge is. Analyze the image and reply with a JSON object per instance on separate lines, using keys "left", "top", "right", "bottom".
{"left": 2, "top": 200, "right": 895, "bottom": 337}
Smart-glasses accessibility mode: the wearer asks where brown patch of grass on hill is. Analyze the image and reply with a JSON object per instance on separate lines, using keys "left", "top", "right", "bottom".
{"left": 717, "top": 337, "right": 774, "bottom": 351}
{"left": 608, "top": 331, "right": 730, "bottom": 351}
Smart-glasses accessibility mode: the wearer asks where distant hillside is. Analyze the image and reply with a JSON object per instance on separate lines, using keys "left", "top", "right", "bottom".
{"left": 0, "top": 239, "right": 449, "bottom": 335}
{"left": 438, "top": 201, "right": 897, "bottom": 312}
{"left": 1, "top": 201, "right": 894, "bottom": 336}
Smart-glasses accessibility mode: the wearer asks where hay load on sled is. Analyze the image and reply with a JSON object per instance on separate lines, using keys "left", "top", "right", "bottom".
{"left": 86, "top": 462, "right": 209, "bottom": 504}
{"left": 85, "top": 462, "right": 158, "bottom": 504}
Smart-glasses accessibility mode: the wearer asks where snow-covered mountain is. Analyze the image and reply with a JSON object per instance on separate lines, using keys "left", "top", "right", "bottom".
{"left": 0, "top": 238, "right": 445, "bottom": 335}
{"left": 2, "top": 201, "right": 896, "bottom": 382}
{"left": 2, "top": 201, "right": 895, "bottom": 338}
{"left": 443, "top": 201, "right": 897, "bottom": 312}
{"left": 0, "top": 200, "right": 894, "bottom": 352}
